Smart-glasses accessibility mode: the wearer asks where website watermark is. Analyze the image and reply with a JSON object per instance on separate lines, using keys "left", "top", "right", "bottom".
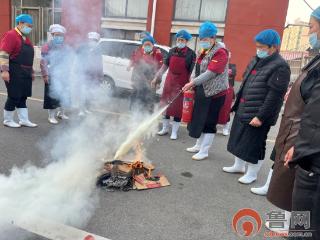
{"left": 232, "top": 208, "right": 314, "bottom": 238}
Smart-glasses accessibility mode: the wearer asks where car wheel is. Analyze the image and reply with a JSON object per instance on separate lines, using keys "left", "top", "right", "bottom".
{"left": 101, "top": 76, "right": 116, "bottom": 94}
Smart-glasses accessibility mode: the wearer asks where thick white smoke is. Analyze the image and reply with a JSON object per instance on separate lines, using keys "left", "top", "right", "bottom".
{"left": 0, "top": 1, "right": 164, "bottom": 238}
{"left": 0, "top": 22, "right": 158, "bottom": 240}
{"left": 0, "top": 100, "right": 157, "bottom": 239}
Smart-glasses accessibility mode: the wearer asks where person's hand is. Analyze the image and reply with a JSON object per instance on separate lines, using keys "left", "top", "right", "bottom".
{"left": 182, "top": 81, "right": 195, "bottom": 92}
{"left": 32, "top": 72, "right": 35, "bottom": 81}
{"left": 1, "top": 71, "right": 10, "bottom": 82}
{"left": 249, "top": 117, "right": 262, "bottom": 127}
{"left": 43, "top": 75, "right": 49, "bottom": 84}
{"left": 284, "top": 146, "right": 294, "bottom": 168}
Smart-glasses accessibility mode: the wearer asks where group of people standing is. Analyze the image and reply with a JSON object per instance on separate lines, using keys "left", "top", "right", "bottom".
{"left": 0, "top": 14, "right": 103, "bottom": 127}
{"left": 1, "top": 7, "right": 320, "bottom": 238}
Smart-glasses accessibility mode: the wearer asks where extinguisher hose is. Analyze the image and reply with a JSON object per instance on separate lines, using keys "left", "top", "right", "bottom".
{"left": 166, "top": 89, "right": 184, "bottom": 107}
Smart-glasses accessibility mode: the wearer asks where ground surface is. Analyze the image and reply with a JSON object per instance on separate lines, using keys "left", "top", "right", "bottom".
{"left": 0, "top": 78, "right": 284, "bottom": 240}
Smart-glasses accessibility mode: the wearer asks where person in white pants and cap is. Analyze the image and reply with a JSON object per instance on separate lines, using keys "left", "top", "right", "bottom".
{"left": 0, "top": 14, "right": 37, "bottom": 128}
{"left": 182, "top": 21, "right": 229, "bottom": 160}
{"left": 40, "top": 24, "right": 69, "bottom": 124}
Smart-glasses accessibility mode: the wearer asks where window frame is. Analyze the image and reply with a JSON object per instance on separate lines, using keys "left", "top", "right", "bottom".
{"left": 99, "top": 41, "right": 125, "bottom": 58}
{"left": 173, "top": 0, "right": 229, "bottom": 23}
{"left": 103, "top": 0, "right": 148, "bottom": 19}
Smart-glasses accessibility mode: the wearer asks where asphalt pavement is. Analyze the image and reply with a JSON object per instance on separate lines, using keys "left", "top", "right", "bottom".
{"left": 0, "top": 78, "right": 284, "bottom": 240}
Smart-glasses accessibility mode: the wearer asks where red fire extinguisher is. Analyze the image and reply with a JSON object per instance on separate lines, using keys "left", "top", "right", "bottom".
{"left": 182, "top": 90, "right": 195, "bottom": 123}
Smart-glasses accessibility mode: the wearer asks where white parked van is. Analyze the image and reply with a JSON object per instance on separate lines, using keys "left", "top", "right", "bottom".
{"left": 98, "top": 38, "right": 170, "bottom": 95}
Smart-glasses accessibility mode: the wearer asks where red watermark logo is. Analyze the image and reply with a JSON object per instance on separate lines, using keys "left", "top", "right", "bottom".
{"left": 232, "top": 208, "right": 263, "bottom": 238}
{"left": 84, "top": 235, "right": 95, "bottom": 240}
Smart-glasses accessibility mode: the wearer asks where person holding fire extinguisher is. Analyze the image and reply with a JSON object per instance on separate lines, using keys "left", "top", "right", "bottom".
{"left": 151, "top": 29, "right": 196, "bottom": 140}
{"left": 182, "top": 21, "right": 229, "bottom": 161}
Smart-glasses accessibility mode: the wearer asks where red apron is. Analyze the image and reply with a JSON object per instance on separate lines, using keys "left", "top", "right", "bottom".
{"left": 218, "top": 86, "right": 234, "bottom": 124}
{"left": 161, "top": 53, "right": 190, "bottom": 118}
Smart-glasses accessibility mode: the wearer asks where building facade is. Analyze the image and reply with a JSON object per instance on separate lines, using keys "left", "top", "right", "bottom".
{"left": 281, "top": 21, "right": 310, "bottom": 52}
{"left": 1, "top": 0, "right": 62, "bottom": 45}
{"left": 0, "top": 0, "right": 290, "bottom": 80}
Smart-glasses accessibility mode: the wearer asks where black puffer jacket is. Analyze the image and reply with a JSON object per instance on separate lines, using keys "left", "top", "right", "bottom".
{"left": 233, "top": 52, "right": 291, "bottom": 126}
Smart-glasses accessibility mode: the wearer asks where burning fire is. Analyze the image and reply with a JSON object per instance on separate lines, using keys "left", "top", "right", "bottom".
{"left": 127, "top": 142, "right": 151, "bottom": 178}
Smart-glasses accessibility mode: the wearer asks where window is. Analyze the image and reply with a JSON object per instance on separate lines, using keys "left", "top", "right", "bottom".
{"left": 54, "top": 0, "right": 61, "bottom": 8}
{"left": 104, "top": 0, "right": 148, "bottom": 18}
{"left": 99, "top": 41, "right": 123, "bottom": 57}
{"left": 200, "top": 0, "right": 228, "bottom": 22}
{"left": 174, "top": 0, "right": 228, "bottom": 22}
{"left": 101, "top": 29, "right": 140, "bottom": 41}
{"left": 175, "top": 0, "right": 200, "bottom": 21}
{"left": 22, "top": 0, "right": 52, "bottom": 7}
{"left": 127, "top": 0, "right": 148, "bottom": 18}
{"left": 12, "top": 0, "right": 62, "bottom": 44}
{"left": 104, "top": 0, "right": 126, "bottom": 17}
{"left": 122, "top": 43, "right": 139, "bottom": 59}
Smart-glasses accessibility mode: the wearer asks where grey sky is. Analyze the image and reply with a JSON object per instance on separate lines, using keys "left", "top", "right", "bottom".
{"left": 286, "top": 0, "right": 318, "bottom": 23}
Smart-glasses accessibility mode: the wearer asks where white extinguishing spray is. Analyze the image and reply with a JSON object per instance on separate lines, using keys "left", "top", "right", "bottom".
{"left": 114, "top": 90, "right": 184, "bottom": 160}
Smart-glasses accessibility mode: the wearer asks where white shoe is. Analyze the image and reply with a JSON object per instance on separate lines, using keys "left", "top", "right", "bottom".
{"left": 251, "top": 169, "right": 273, "bottom": 196}
{"left": 57, "top": 108, "right": 69, "bottom": 120}
{"left": 48, "top": 110, "right": 59, "bottom": 124}
{"left": 17, "top": 108, "right": 37, "bottom": 127}
{"left": 157, "top": 119, "right": 170, "bottom": 136}
{"left": 238, "top": 160, "right": 264, "bottom": 184}
{"left": 170, "top": 121, "right": 180, "bottom": 140}
{"left": 3, "top": 110, "right": 21, "bottom": 128}
{"left": 223, "top": 157, "right": 246, "bottom": 173}
{"left": 186, "top": 134, "right": 204, "bottom": 153}
{"left": 222, "top": 122, "right": 230, "bottom": 136}
{"left": 192, "top": 134, "right": 215, "bottom": 160}
{"left": 265, "top": 211, "right": 291, "bottom": 234}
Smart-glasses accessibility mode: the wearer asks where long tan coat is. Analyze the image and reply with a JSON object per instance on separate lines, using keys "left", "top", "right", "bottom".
{"left": 267, "top": 57, "right": 320, "bottom": 211}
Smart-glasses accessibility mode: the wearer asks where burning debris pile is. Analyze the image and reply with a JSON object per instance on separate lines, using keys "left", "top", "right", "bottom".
{"left": 97, "top": 143, "right": 170, "bottom": 191}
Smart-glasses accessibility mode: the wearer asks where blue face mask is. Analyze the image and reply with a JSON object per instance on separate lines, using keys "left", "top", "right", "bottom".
{"left": 200, "top": 41, "right": 211, "bottom": 50}
{"left": 177, "top": 42, "right": 186, "bottom": 49}
{"left": 144, "top": 45, "right": 153, "bottom": 53}
{"left": 309, "top": 32, "right": 320, "bottom": 50}
{"left": 21, "top": 26, "right": 32, "bottom": 35}
{"left": 256, "top": 49, "right": 269, "bottom": 59}
{"left": 53, "top": 36, "right": 64, "bottom": 45}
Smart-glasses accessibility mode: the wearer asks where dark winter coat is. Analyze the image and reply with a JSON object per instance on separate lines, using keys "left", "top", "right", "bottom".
{"left": 227, "top": 52, "right": 290, "bottom": 163}
{"left": 232, "top": 52, "right": 290, "bottom": 126}
{"left": 268, "top": 54, "right": 320, "bottom": 211}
